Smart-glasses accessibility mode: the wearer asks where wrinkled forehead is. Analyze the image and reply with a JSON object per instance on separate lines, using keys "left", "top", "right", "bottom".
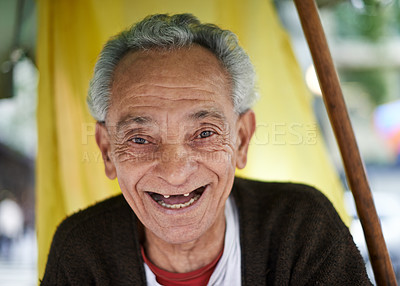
{"left": 106, "top": 45, "right": 235, "bottom": 125}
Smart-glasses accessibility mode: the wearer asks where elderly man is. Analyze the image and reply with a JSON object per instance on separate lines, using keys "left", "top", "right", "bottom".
{"left": 42, "top": 14, "right": 371, "bottom": 285}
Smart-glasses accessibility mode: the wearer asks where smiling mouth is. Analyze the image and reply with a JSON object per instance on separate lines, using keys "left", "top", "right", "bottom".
{"left": 148, "top": 185, "right": 207, "bottom": 209}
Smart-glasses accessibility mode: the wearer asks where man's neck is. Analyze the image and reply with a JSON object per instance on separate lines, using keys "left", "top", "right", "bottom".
{"left": 143, "top": 209, "right": 226, "bottom": 273}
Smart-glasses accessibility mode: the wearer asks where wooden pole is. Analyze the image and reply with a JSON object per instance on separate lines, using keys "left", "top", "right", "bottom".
{"left": 293, "top": 1, "right": 397, "bottom": 285}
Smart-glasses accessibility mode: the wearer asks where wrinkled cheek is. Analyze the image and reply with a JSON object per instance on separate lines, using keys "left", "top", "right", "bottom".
{"left": 113, "top": 147, "right": 150, "bottom": 164}
{"left": 113, "top": 160, "right": 147, "bottom": 199}
{"left": 112, "top": 146, "right": 156, "bottom": 178}
{"left": 198, "top": 150, "right": 235, "bottom": 177}
{"left": 217, "top": 154, "right": 234, "bottom": 173}
{"left": 115, "top": 169, "right": 134, "bottom": 197}
{"left": 215, "top": 146, "right": 235, "bottom": 168}
{"left": 115, "top": 169, "right": 148, "bottom": 218}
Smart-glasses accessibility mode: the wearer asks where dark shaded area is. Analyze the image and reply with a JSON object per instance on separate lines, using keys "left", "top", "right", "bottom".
{"left": 0, "top": 0, "right": 36, "bottom": 99}
{"left": 0, "top": 142, "right": 34, "bottom": 229}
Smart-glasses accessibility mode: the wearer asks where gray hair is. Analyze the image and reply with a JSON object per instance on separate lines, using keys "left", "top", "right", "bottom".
{"left": 87, "top": 13, "right": 257, "bottom": 122}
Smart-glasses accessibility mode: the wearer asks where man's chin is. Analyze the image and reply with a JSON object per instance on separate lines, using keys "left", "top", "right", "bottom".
{"left": 147, "top": 224, "right": 209, "bottom": 246}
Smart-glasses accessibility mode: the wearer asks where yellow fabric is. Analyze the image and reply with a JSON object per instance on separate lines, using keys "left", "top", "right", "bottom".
{"left": 36, "top": 0, "right": 349, "bottom": 279}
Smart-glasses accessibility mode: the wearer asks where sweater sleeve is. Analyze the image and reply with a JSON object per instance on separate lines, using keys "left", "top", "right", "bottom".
{"left": 40, "top": 252, "right": 71, "bottom": 286}
{"left": 40, "top": 217, "right": 96, "bottom": 286}
{"left": 40, "top": 226, "right": 74, "bottom": 285}
{"left": 303, "top": 227, "right": 373, "bottom": 285}
{"left": 283, "top": 186, "right": 373, "bottom": 286}
{"left": 40, "top": 195, "right": 147, "bottom": 286}
{"left": 233, "top": 178, "right": 373, "bottom": 286}
{"left": 40, "top": 245, "right": 63, "bottom": 285}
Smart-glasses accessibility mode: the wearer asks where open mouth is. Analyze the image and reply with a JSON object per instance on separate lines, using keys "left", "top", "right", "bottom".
{"left": 148, "top": 185, "right": 207, "bottom": 209}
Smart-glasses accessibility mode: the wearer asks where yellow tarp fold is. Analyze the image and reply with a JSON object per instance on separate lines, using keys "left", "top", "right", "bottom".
{"left": 37, "top": 0, "right": 348, "bottom": 279}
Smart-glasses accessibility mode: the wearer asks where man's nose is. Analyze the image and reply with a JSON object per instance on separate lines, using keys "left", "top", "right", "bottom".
{"left": 155, "top": 144, "right": 198, "bottom": 186}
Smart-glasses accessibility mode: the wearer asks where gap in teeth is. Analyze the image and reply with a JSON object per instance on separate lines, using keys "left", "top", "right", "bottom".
{"left": 157, "top": 194, "right": 201, "bottom": 209}
{"left": 163, "top": 193, "right": 190, "bottom": 198}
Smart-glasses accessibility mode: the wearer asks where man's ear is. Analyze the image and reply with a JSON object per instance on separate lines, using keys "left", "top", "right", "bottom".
{"left": 236, "top": 110, "right": 256, "bottom": 169}
{"left": 95, "top": 122, "right": 117, "bottom": 179}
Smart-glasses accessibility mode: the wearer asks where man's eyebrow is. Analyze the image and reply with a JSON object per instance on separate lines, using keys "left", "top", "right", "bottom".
{"left": 115, "top": 115, "right": 153, "bottom": 132}
{"left": 188, "top": 109, "right": 226, "bottom": 122}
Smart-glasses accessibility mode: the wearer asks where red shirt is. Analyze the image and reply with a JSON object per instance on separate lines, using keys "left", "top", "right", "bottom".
{"left": 141, "top": 247, "right": 223, "bottom": 286}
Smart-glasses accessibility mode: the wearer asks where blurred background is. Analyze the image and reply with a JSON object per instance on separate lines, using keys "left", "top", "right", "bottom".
{"left": 0, "top": 0, "right": 399, "bottom": 285}
{"left": 276, "top": 0, "right": 400, "bottom": 282}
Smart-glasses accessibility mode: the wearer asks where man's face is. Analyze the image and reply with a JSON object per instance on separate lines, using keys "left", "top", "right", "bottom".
{"left": 96, "top": 45, "right": 255, "bottom": 244}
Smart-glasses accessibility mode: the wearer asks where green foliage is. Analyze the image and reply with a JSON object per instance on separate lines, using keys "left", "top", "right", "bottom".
{"left": 335, "top": 0, "right": 399, "bottom": 41}
{"left": 333, "top": 1, "right": 400, "bottom": 106}
{"left": 340, "top": 69, "right": 388, "bottom": 105}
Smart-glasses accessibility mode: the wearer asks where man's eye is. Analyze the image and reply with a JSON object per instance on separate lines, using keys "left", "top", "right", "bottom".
{"left": 198, "top": 130, "right": 214, "bottom": 138}
{"left": 131, "top": 137, "right": 149, "bottom": 144}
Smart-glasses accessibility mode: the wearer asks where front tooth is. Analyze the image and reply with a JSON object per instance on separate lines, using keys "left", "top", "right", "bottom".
{"left": 163, "top": 195, "right": 170, "bottom": 198}
{"left": 183, "top": 193, "right": 190, "bottom": 197}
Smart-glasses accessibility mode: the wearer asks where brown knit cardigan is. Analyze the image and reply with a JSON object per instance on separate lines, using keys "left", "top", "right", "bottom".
{"left": 41, "top": 177, "right": 372, "bottom": 285}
